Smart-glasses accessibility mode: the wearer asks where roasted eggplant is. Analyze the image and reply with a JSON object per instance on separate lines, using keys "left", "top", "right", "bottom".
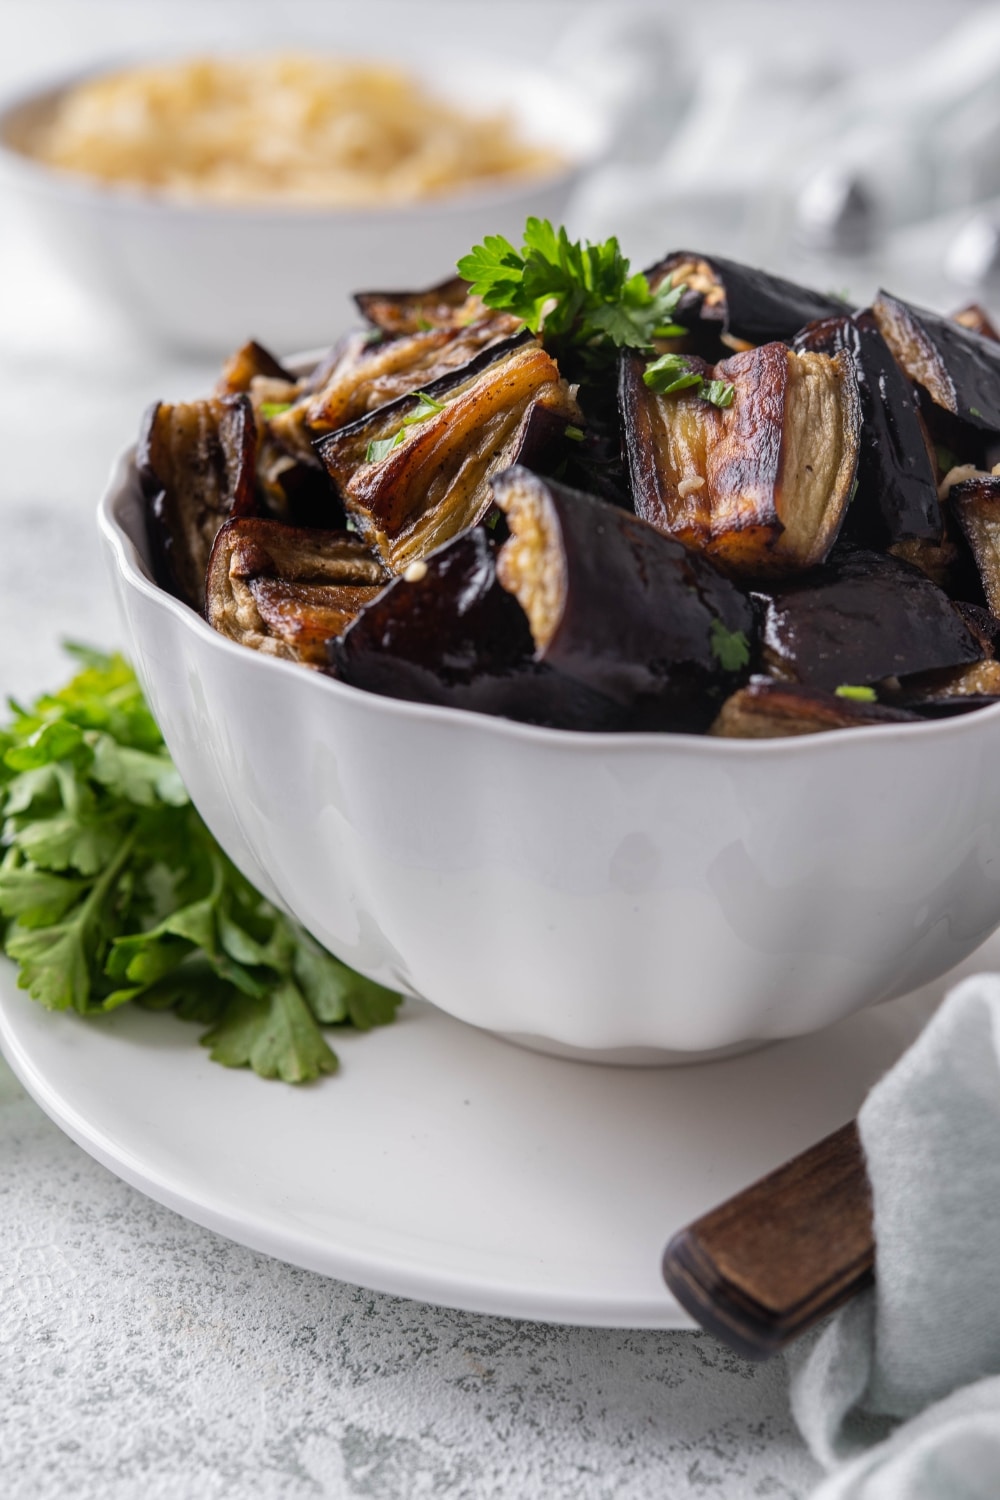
{"left": 621, "top": 342, "right": 860, "bottom": 576}
{"left": 292, "top": 317, "right": 520, "bottom": 440}
{"left": 646, "top": 252, "right": 850, "bottom": 350}
{"left": 710, "top": 678, "right": 919, "bottom": 737}
{"left": 953, "top": 304, "right": 1000, "bottom": 343}
{"left": 355, "top": 276, "right": 475, "bottom": 335}
{"left": 757, "top": 548, "right": 983, "bottom": 692}
{"left": 315, "top": 334, "right": 580, "bottom": 573}
{"left": 138, "top": 394, "right": 257, "bottom": 610}
{"left": 793, "top": 312, "right": 941, "bottom": 548}
{"left": 950, "top": 474, "right": 1000, "bottom": 614}
{"left": 215, "top": 340, "right": 296, "bottom": 395}
{"left": 490, "top": 467, "right": 755, "bottom": 731}
{"left": 873, "top": 290, "right": 1000, "bottom": 435}
{"left": 330, "top": 527, "right": 621, "bottom": 728}
{"left": 206, "top": 518, "right": 386, "bottom": 665}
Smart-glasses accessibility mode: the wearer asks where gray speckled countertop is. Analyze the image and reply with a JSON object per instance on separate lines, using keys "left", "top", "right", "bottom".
{"left": 0, "top": 3, "right": 976, "bottom": 1494}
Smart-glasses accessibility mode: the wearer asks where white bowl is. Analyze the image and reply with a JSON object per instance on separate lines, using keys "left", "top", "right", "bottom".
{"left": 0, "top": 60, "right": 606, "bottom": 356}
{"left": 98, "top": 446, "right": 1000, "bottom": 1063}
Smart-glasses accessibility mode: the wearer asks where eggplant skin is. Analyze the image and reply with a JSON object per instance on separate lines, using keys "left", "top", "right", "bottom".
{"left": 646, "top": 252, "right": 850, "bottom": 348}
{"left": 315, "top": 333, "right": 580, "bottom": 573}
{"left": 758, "top": 548, "right": 983, "bottom": 692}
{"left": 793, "top": 312, "right": 941, "bottom": 547}
{"left": 206, "top": 518, "right": 386, "bottom": 665}
{"left": 620, "top": 342, "right": 860, "bottom": 577}
{"left": 491, "top": 466, "right": 755, "bottom": 732}
{"left": 950, "top": 475, "right": 1000, "bottom": 615}
{"left": 710, "top": 678, "right": 919, "bottom": 738}
{"left": 330, "top": 527, "right": 622, "bottom": 730}
{"left": 873, "top": 289, "right": 1000, "bottom": 433}
{"left": 138, "top": 394, "right": 257, "bottom": 612}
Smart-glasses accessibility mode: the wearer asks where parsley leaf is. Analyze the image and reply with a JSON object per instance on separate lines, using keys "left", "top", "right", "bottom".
{"left": 365, "top": 431, "right": 405, "bottom": 464}
{"left": 709, "top": 620, "right": 751, "bottom": 672}
{"left": 835, "top": 684, "right": 877, "bottom": 702}
{"left": 457, "top": 217, "right": 688, "bottom": 366}
{"left": 701, "top": 379, "right": 736, "bottom": 409}
{"left": 0, "top": 649, "right": 402, "bottom": 1081}
{"left": 643, "top": 354, "right": 703, "bottom": 396}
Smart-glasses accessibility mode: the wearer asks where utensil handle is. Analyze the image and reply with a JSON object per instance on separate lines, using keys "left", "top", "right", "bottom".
{"left": 662, "top": 1121, "right": 874, "bottom": 1360}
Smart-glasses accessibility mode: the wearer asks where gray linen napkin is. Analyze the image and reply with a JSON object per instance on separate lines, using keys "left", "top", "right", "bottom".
{"left": 786, "top": 975, "right": 1000, "bottom": 1497}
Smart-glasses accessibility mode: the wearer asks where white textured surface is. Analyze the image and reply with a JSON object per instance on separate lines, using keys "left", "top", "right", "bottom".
{"left": 0, "top": 1050, "right": 825, "bottom": 1500}
{"left": 0, "top": 3, "right": 985, "bottom": 1495}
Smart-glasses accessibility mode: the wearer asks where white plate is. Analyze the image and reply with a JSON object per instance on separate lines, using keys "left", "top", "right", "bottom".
{"left": 2, "top": 938, "right": 996, "bottom": 1328}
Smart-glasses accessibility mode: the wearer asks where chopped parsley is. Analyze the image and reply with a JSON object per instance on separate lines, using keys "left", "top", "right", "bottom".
{"left": 564, "top": 425, "right": 585, "bottom": 441}
{"left": 709, "top": 620, "right": 751, "bottom": 672}
{"left": 835, "top": 684, "right": 877, "bottom": 702}
{"left": 364, "top": 391, "right": 447, "bottom": 464}
{"left": 644, "top": 356, "right": 735, "bottom": 409}
{"left": 260, "top": 401, "right": 292, "bottom": 421}
{"left": 970, "top": 407, "right": 986, "bottom": 420}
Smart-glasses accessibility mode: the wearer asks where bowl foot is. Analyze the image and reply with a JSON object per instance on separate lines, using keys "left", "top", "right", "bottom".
{"left": 493, "top": 1029, "right": 769, "bottom": 1068}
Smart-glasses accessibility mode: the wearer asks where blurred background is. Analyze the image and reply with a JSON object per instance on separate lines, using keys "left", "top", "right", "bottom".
{"left": 4, "top": 0, "right": 1000, "bottom": 692}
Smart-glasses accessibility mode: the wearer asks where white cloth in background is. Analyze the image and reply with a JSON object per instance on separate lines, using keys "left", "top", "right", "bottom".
{"left": 787, "top": 976, "right": 1000, "bottom": 1497}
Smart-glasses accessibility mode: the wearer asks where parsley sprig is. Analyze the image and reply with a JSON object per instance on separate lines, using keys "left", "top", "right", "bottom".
{"left": 0, "top": 648, "right": 400, "bottom": 1083}
{"left": 457, "top": 218, "right": 686, "bottom": 364}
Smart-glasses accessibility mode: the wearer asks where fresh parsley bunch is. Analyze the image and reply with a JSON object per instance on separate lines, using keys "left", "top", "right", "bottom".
{"left": 457, "top": 218, "right": 687, "bottom": 361}
{"left": 0, "top": 647, "right": 400, "bottom": 1083}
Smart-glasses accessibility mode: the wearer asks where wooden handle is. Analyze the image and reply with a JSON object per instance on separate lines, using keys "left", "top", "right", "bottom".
{"left": 662, "top": 1121, "right": 874, "bottom": 1360}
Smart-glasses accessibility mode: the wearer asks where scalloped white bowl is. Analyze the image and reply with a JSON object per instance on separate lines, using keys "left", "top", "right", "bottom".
{"left": 99, "top": 446, "right": 1000, "bottom": 1062}
{"left": 0, "top": 59, "right": 606, "bottom": 354}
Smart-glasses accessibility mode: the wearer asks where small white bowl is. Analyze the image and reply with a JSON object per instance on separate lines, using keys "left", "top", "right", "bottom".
{"left": 0, "top": 60, "right": 607, "bottom": 355}
{"left": 98, "top": 445, "right": 1000, "bottom": 1063}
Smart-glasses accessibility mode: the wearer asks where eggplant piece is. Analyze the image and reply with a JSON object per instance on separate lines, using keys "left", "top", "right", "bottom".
{"left": 206, "top": 518, "right": 386, "bottom": 665}
{"left": 621, "top": 342, "right": 860, "bottom": 577}
{"left": 216, "top": 340, "right": 296, "bottom": 395}
{"left": 710, "top": 678, "right": 918, "bottom": 738}
{"left": 872, "top": 290, "right": 1000, "bottom": 434}
{"left": 892, "top": 658, "right": 1000, "bottom": 719}
{"left": 330, "top": 528, "right": 621, "bottom": 729}
{"left": 950, "top": 475, "right": 1000, "bottom": 614}
{"left": 138, "top": 394, "right": 257, "bottom": 611}
{"left": 295, "top": 316, "right": 521, "bottom": 440}
{"left": 315, "top": 334, "right": 580, "bottom": 573}
{"left": 793, "top": 312, "right": 941, "bottom": 547}
{"left": 758, "top": 548, "right": 983, "bottom": 692}
{"left": 490, "top": 466, "right": 755, "bottom": 732}
{"left": 355, "top": 276, "right": 474, "bottom": 335}
{"left": 953, "top": 305, "right": 1000, "bottom": 343}
{"left": 645, "top": 252, "right": 850, "bottom": 349}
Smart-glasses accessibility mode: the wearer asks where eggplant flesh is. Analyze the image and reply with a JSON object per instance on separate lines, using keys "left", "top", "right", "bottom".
{"left": 873, "top": 290, "right": 1000, "bottom": 434}
{"left": 206, "top": 518, "right": 386, "bottom": 665}
{"left": 710, "top": 678, "right": 918, "bottom": 738}
{"left": 646, "top": 252, "right": 850, "bottom": 349}
{"left": 216, "top": 340, "right": 296, "bottom": 395}
{"left": 950, "top": 475, "right": 1000, "bottom": 615}
{"left": 758, "top": 548, "right": 983, "bottom": 692}
{"left": 138, "top": 394, "right": 257, "bottom": 611}
{"left": 491, "top": 466, "right": 755, "bottom": 731}
{"left": 355, "top": 276, "right": 474, "bottom": 334}
{"left": 316, "top": 335, "right": 580, "bottom": 573}
{"left": 793, "top": 312, "right": 941, "bottom": 547}
{"left": 291, "top": 316, "right": 520, "bottom": 440}
{"left": 330, "top": 527, "right": 621, "bottom": 729}
{"left": 953, "top": 305, "right": 1000, "bottom": 343}
{"left": 621, "top": 342, "right": 860, "bottom": 577}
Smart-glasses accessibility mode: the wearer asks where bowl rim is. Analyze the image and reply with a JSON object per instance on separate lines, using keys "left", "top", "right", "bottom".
{"left": 98, "top": 439, "right": 1000, "bottom": 759}
{"left": 0, "top": 53, "right": 607, "bottom": 223}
